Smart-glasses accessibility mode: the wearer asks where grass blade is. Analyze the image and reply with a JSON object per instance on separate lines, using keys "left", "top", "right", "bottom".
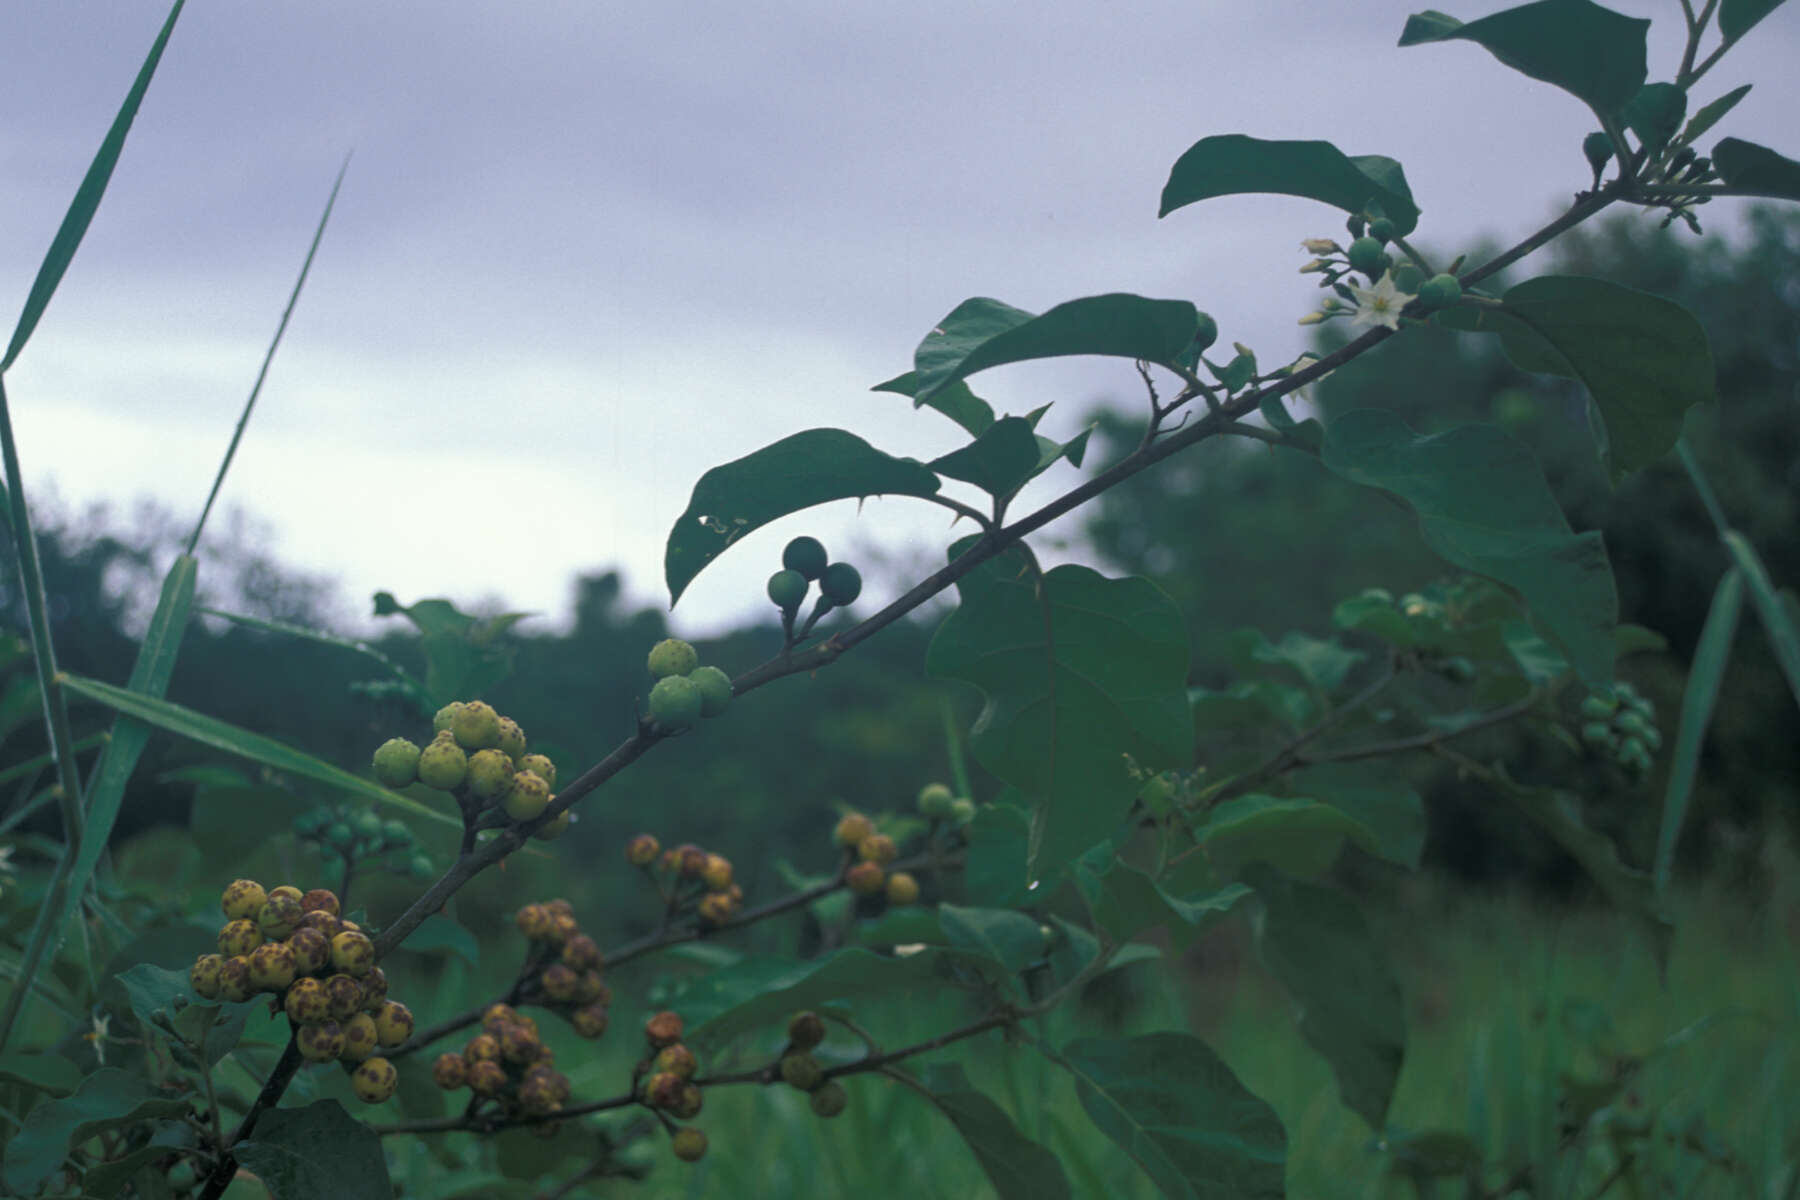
{"left": 188, "top": 155, "right": 350, "bottom": 552}
{"left": 1720, "top": 531, "right": 1800, "bottom": 710}
{"left": 1656, "top": 568, "right": 1743, "bottom": 898}
{"left": 55, "top": 672, "right": 463, "bottom": 836}
{"left": 1, "top": 0, "right": 187, "bottom": 371}
{"left": 197, "top": 605, "right": 424, "bottom": 691}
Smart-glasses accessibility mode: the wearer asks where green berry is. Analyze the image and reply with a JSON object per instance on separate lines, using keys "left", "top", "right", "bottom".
{"left": 518, "top": 753, "right": 557, "bottom": 788}
{"left": 780, "top": 1052, "right": 825, "bottom": 1091}
{"left": 1192, "top": 310, "right": 1219, "bottom": 352}
{"left": 496, "top": 717, "right": 528, "bottom": 763}
{"left": 1581, "top": 721, "right": 1613, "bottom": 745}
{"left": 688, "top": 665, "right": 733, "bottom": 717}
{"left": 1347, "top": 236, "right": 1387, "bottom": 278}
{"left": 671, "top": 1127, "right": 708, "bottom": 1162}
{"left": 788, "top": 1010, "right": 826, "bottom": 1050}
{"left": 948, "top": 797, "right": 976, "bottom": 824}
{"left": 820, "top": 562, "right": 862, "bottom": 606}
{"left": 1579, "top": 694, "right": 1618, "bottom": 720}
{"left": 502, "top": 771, "right": 552, "bottom": 822}
{"left": 451, "top": 700, "right": 503, "bottom": 752}
{"left": 782, "top": 536, "right": 829, "bottom": 580}
{"left": 432, "top": 702, "right": 465, "bottom": 734}
{"left": 371, "top": 738, "right": 421, "bottom": 788}
{"left": 916, "top": 782, "right": 954, "bottom": 818}
{"left": 353, "top": 810, "right": 383, "bottom": 842}
{"left": 417, "top": 737, "right": 468, "bottom": 791}
{"left": 466, "top": 748, "right": 516, "bottom": 802}
{"left": 648, "top": 676, "right": 705, "bottom": 733}
{"left": 1416, "top": 274, "right": 1463, "bottom": 309}
{"left": 1583, "top": 131, "right": 1616, "bottom": 173}
{"left": 767, "top": 568, "right": 808, "bottom": 610}
{"left": 410, "top": 854, "right": 435, "bottom": 879}
{"left": 381, "top": 819, "right": 412, "bottom": 848}
{"left": 1392, "top": 264, "right": 1425, "bottom": 294}
{"left": 810, "top": 1080, "right": 848, "bottom": 1118}
{"left": 647, "top": 638, "right": 699, "bottom": 679}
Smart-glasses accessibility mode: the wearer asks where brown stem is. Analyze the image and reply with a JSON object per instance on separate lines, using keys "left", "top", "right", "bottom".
{"left": 196, "top": 1037, "right": 303, "bottom": 1200}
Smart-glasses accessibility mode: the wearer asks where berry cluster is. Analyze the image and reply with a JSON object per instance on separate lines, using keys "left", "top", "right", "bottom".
{"left": 767, "top": 536, "right": 862, "bottom": 640}
{"left": 832, "top": 811, "right": 921, "bottom": 906}
{"left": 1579, "top": 683, "right": 1662, "bottom": 775}
{"left": 637, "top": 1011, "right": 708, "bottom": 1161}
{"left": 431, "top": 1003, "right": 573, "bottom": 1127}
{"left": 188, "top": 880, "right": 413, "bottom": 1104}
{"left": 778, "top": 1010, "right": 848, "bottom": 1119}
{"left": 644, "top": 639, "right": 733, "bottom": 735}
{"left": 372, "top": 700, "right": 569, "bottom": 840}
{"left": 625, "top": 834, "right": 746, "bottom": 926}
{"left": 292, "top": 803, "right": 433, "bottom": 880}
{"left": 512, "top": 899, "right": 613, "bottom": 1036}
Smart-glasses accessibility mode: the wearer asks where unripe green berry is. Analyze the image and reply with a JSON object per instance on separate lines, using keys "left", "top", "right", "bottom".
{"left": 782, "top": 536, "right": 830, "bottom": 580}
{"left": 1392, "top": 264, "right": 1426, "bottom": 294}
{"left": 647, "top": 638, "right": 699, "bottom": 679}
{"left": 688, "top": 665, "right": 733, "bottom": 717}
{"left": 1580, "top": 694, "right": 1618, "bottom": 720}
{"left": 296, "top": 1020, "right": 346, "bottom": 1063}
{"left": 1583, "top": 130, "right": 1616, "bottom": 173}
{"left": 518, "top": 753, "right": 557, "bottom": 789}
{"left": 820, "top": 562, "right": 862, "bottom": 606}
{"left": 1417, "top": 274, "right": 1462, "bottom": 309}
{"left": 339, "top": 1012, "right": 380, "bottom": 1062}
{"left": 331, "top": 930, "right": 376, "bottom": 977}
{"left": 466, "top": 748, "right": 516, "bottom": 803}
{"left": 917, "top": 782, "right": 955, "bottom": 818}
{"left": 788, "top": 1010, "right": 826, "bottom": 1050}
{"left": 451, "top": 700, "right": 503, "bottom": 752}
{"left": 671, "top": 1127, "right": 708, "bottom": 1162}
{"left": 948, "top": 797, "right": 976, "bottom": 824}
{"left": 1192, "top": 310, "right": 1219, "bottom": 352}
{"left": 810, "top": 1080, "right": 849, "bottom": 1118}
{"left": 767, "top": 568, "right": 808, "bottom": 610}
{"left": 371, "top": 738, "right": 421, "bottom": 788}
{"left": 190, "top": 954, "right": 224, "bottom": 1000}
{"left": 648, "top": 675, "right": 705, "bottom": 733}
{"left": 417, "top": 738, "right": 468, "bottom": 791}
{"left": 1581, "top": 721, "right": 1613, "bottom": 746}
{"left": 496, "top": 716, "right": 527, "bottom": 763}
{"left": 432, "top": 701, "right": 465, "bottom": 734}
{"left": 351, "top": 1056, "right": 399, "bottom": 1104}
{"left": 220, "top": 879, "right": 268, "bottom": 921}
{"left": 533, "top": 810, "right": 571, "bottom": 841}
{"left": 1368, "top": 217, "right": 1396, "bottom": 243}
{"left": 325, "top": 821, "right": 356, "bottom": 852}
{"left": 1347, "top": 236, "right": 1387, "bottom": 278}
{"left": 857, "top": 834, "right": 897, "bottom": 865}
{"left": 780, "top": 1051, "right": 824, "bottom": 1091}
{"left": 834, "top": 812, "right": 874, "bottom": 847}
{"left": 285, "top": 977, "right": 331, "bottom": 1024}
{"left": 410, "top": 854, "right": 434, "bottom": 880}
{"left": 502, "top": 771, "right": 552, "bottom": 822}
{"left": 381, "top": 819, "right": 411, "bottom": 848}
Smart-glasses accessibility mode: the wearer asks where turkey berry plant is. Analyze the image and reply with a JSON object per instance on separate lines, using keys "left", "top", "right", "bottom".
{"left": 3, "top": 1, "right": 1799, "bottom": 1198}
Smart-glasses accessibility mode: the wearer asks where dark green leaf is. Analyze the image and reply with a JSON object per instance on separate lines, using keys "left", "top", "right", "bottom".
{"left": 1, "top": 1068, "right": 191, "bottom": 1194}
{"left": 1159, "top": 135, "right": 1421, "bottom": 235}
{"left": 1398, "top": 1, "right": 1648, "bottom": 117}
{"left": 0, "top": 1052, "right": 80, "bottom": 1096}
{"left": 1191, "top": 680, "right": 1317, "bottom": 733}
{"left": 1719, "top": 0, "right": 1789, "bottom": 40}
{"left": 1056, "top": 1032, "right": 1285, "bottom": 1200}
{"left": 938, "top": 904, "right": 1046, "bottom": 976}
{"left": 1319, "top": 409, "right": 1617, "bottom": 686}
{"left": 927, "top": 548, "right": 1193, "bottom": 875}
{"left": 916, "top": 1063, "right": 1073, "bottom": 1200}
{"left": 664, "top": 429, "right": 940, "bottom": 604}
{"left": 1230, "top": 628, "right": 1364, "bottom": 693}
{"left": 1497, "top": 276, "right": 1716, "bottom": 481}
{"left": 1332, "top": 590, "right": 1418, "bottom": 648}
{"left": 1382, "top": 1129, "right": 1484, "bottom": 1179}
{"left": 76, "top": 1144, "right": 169, "bottom": 1197}
{"left": 233, "top": 1101, "right": 393, "bottom": 1200}
{"left": 1245, "top": 865, "right": 1405, "bottom": 1130}
{"left": 1678, "top": 84, "right": 1751, "bottom": 147}
{"left": 1288, "top": 766, "right": 1427, "bottom": 871}
{"left": 963, "top": 802, "right": 1033, "bottom": 907}
{"left": 1721, "top": 532, "right": 1800, "bottom": 709}
{"left": 1197, "top": 794, "right": 1374, "bottom": 880}
{"left": 1033, "top": 424, "right": 1093, "bottom": 476}
{"left": 871, "top": 370, "right": 996, "bottom": 437}
{"left": 1713, "top": 137, "right": 1800, "bottom": 201}
{"left": 913, "top": 295, "right": 1200, "bottom": 404}
{"left": 1501, "top": 619, "right": 1569, "bottom": 683}
{"left": 1073, "top": 845, "right": 1249, "bottom": 947}
{"left": 2, "top": 0, "right": 186, "bottom": 370}
{"left": 1624, "top": 83, "right": 1686, "bottom": 156}
{"left": 115, "top": 962, "right": 194, "bottom": 1030}
{"left": 930, "top": 417, "right": 1044, "bottom": 497}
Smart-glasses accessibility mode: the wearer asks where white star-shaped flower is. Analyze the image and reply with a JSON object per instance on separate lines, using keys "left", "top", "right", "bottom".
{"left": 85, "top": 1012, "right": 112, "bottom": 1066}
{"left": 1347, "top": 275, "right": 1415, "bottom": 331}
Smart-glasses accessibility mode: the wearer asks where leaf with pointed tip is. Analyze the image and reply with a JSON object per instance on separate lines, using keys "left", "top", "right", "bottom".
{"left": 1678, "top": 84, "right": 1751, "bottom": 147}
{"left": 1399, "top": 1, "right": 1648, "bottom": 117}
{"left": 1073, "top": 844, "right": 1250, "bottom": 947}
{"left": 664, "top": 429, "right": 940, "bottom": 604}
{"left": 914, "top": 1064, "right": 1073, "bottom": 1200}
{"left": 964, "top": 802, "right": 1033, "bottom": 907}
{"left": 871, "top": 370, "right": 996, "bottom": 437}
{"left": 1721, "top": 532, "right": 1800, "bottom": 708}
{"left": 1245, "top": 865, "right": 1406, "bottom": 1130}
{"left": 233, "top": 1101, "right": 393, "bottom": 1200}
{"left": 1657, "top": 569, "right": 1742, "bottom": 899}
{"left": 939, "top": 904, "right": 1048, "bottom": 976}
{"left": 913, "top": 295, "right": 1199, "bottom": 404}
{"left": 1719, "top": 0, "right": 1789, "bottom": 40}
{"left": 0, "top": 1052, "right": 79, "bottom": 1097}
{"left": 1, "top": 1069, "right": 191, "bottom": 1194}
{"left": 931, "top": 416, "right": 1043, "bottom": 497}
{"left": 1318, "top": 409, "right": 1617, "bottom": 686}
{"left": 927, "top": 545, "right": 1192, "bottom": 875}
{"left": 1289, "top": 766, "right": 1426, "bottom": 871}
{"left": 1196, "top": 794, "right": 1376, "bottom": 880}
{"left": 1713, "top": 137, "right": 1800, "bottom": 201}
{"left": 1160, "top": 135, "right": 1420, "bottom": 235}
{"left": 1055, "top": 1032, "right": 1286, "bottom": 1200}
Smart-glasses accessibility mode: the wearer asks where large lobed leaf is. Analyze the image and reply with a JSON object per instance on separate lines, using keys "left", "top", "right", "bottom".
{"left": 664, "top": 428, "right": 940, "bottom": 604}
{"left": 1399, "top": 1, "right": 1648, "bottom": 117}
{"left": 1319, "top": 409, "right": 1617, "bottom": 687}
{"left": 1160, "top": 135, "right": 1420, "bottom": 234}
{"left": 926, "top": 543, "right": 1193, "bottom": 876}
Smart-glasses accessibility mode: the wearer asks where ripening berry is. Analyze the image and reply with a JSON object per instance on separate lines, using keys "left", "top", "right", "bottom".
{"left": 834, "top": 812, "right": 874, "bottom": 847}
{"left": 296, "top": 909, "right": 341, "bottom": 939}
{"left": 465, "top": 1033, "right": 502, "bottom": 1064}
{"left": 671, "top": 1082, "right": 704, "bottom": 1120}
{"left": 568, "top": 972, "right": 605, "bottom": 1007}
{"left": 451, "top": 700, "right": 503, "bottom": 752}
{"left": 526, "top": 1064, "right": 571, "bottom": 1104}
{"left": 688, "top": 665, "right": 733, "bottom": 717}
{"left": 371, "top": 738, "right": 421, "bottom": 788}
{"left": 268, "top": 884, "right": 304, "bottom": 904}
{"left": 247, "top": 942, "right": 299, "bottom": 993}
{"left": 285, "top": 929, "right": 329, "bottom": 979}
{"left": 646, "top": 1071, "right": 687, "bottom": 1110}
{"left": 916, "top": 782, "right": 954, "bottom": 818}
{"left": 357, "top": 966, "right": 390, "bottom": 1013}
{"left": 501, "top": 770, "right": 551, "bottom": 822}
{"left": 544, "top": 898, "right": 575, "bottom": 917}
{"left": 562, "top": 934, "right": 603, "bottom": 972}
{"left": 190, "top": 954, "right": 224, "bottom": 1000}
{"left": 542, "top": 964, "right": 580, "bottom": 1003}
{"left": 648, "top": 675, "right": 704, "bottom": 733}
{"left": 819, "top": 562, "right": 862, "bottom": 606}
{"left": 218, "top": 957, "right": 255, "bottom": 1003}
{"left": 467, "top": 1060, "right": 508, "bottom": 1095}
{"left": 655, "top": 1043, "right": 699, "bottom": 1080}
{"left": 810, "top": 1080, "right": 848, "bottom": 1118}
{"left": 675, "top": 844, "right": 707, "bottom": 879}
{"left": 221, "top": 879, "right": 268, "bottom": 921}
{"left": 218, "top": 919, "right": 263, "bottom": 958}
{"left": 846, "top": 861, "right": 886, "bottom": 896}
{"left": 548, "top": 913, "right": 580, "bottom": 945}
{"left": 432, "top": 1052, "right": 468, "bottom": 1090}
{"left": 285, "top": 977, "right": 330, "bottom": 1025}
{"left": 466, "top": 748, "right": 516, "bottom": 802}
{"left": 296, "top": 1020, "right": 346, "bottom": 1063}
{"left": 533, "top": 809, "right": 571, "bottom": 842}
{"left": 782, "top": 536, "right": 829, "bottom": 580}
{"left": 570, "top": 1004, "right": 609, "bottom": 1039}
{"left": 517, "top": 1073, "right": 562, "bottom": 1115}
{"left": 886, "top": 871, "right": 921, "bottom": 906}
{"left": 700, "top": 854, "right": 734, "bottom": 891}
{"left": 671, "top": 1127, "right": 708, "bottom": 1163}
{"left": 767, "top": 568, "right": 808, "bottom": 610}
{"left": 516, "top": 903, "right": 554, "bottom": 941}
{"left": 499, "top": 1023, "right": 540, "bottom": 1065}
{"left": 257, "top": 892, "right": 304, "bottom": 940}
{"left": 780, "top": 1052, "right": 824, "bottom": 1092}
{"left": 647, "top": 638, "right": 700, "bottom": 679}
{"left": 496, "top": 716, "right": 528, "bottom": 763}
{"left": 323, "top": 974, "right": 364, "bottom": 1021}
{"left": 339, "top": 1013, "right": 379, "bottom": 1062}
{"left": 787, "top": 1010, "right": 826, "bottom": 1050}
{"left": 697, "top": 892, "right": 735, "bottom": 926}
{"left": 331, "top": 931, "right": 376, "bottom": 977}
{"left": 645, "top": 1010, "right": 684, "bottom": 1049}
{"left": 417, "top": 737, "right": 468, "bottom": 791}
{"left": 375, "top": 1000, "right": 414, "bottom": 1047}
{"left": 432, "top": 701, "right": 465, "bottom": 734}
{"left": 483, "top": 1003, "right": 521, "bottom": 1032}
{"left": 518, "top": 753, "right": 557, "bottom": 789}
{"left": 299, "top": 888, "right": 340, "bottom": 917}
{"left": 857, "top": 834, "right": 897, "bottom": 865}
{"left": 351, "top": 1057, "right": 399, "bottom": 1104}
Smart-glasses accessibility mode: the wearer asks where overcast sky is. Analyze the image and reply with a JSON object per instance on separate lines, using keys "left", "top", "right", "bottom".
{"left": 4, "top": 2, "right": 1794, "bottom": 639}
